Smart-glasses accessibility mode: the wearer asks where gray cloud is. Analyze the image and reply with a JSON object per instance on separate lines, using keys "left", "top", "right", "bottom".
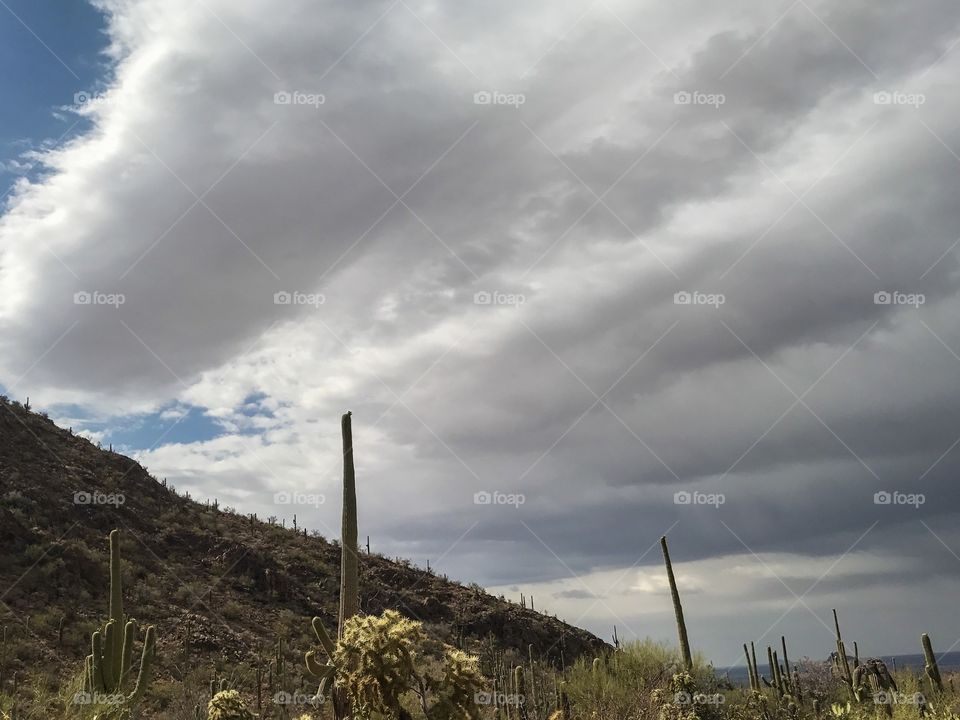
{"left": 3, "top": 0, "right": 960, "bottom": 660}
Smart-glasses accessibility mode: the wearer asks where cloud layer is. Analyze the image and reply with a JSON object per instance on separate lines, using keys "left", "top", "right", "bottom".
{"left": 3, "top": 0, "right": 960, "bottom": 659}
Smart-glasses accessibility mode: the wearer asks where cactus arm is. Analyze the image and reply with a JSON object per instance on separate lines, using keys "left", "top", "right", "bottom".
{"left": 84, "top": 654, "right": 94, "bottom": 694}
{"left": 311, "top": 617, "right": 336, "bottom": 658}
{"left": 305, "top": 652, "right": 334, "bottom": 678}
{"left": 317, "top": 666, "right": 336, "bottom": 700}
{"left": 91, "top": 631, "right": 106, "bottom": 693}
{"left": 102, "top": 622, "right": 117, "bottom": 691}
{"left": 125, "top": 626, "right": 156, "bottom": 706}
{"left": 120, "top": 620, "right": 135, "bottom": 688}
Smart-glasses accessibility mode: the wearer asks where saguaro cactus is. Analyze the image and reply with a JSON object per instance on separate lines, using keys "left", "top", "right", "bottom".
{"left": 833, "top": 609, "right": 854, "bottom": 695}
{"left": 515, "top": 666, "right": 529, "bottom": 720}
{"left": 660, "top": 536, "right": 692, "bottom": 670}
{"left": 340, "top": 411, "right": 359, "bottom": 633}
{"left": 306, "top": 411, "right": 360, "bottom": 720}
{"left": 743, "top": 643, "right": 758, "bottom": 691}
{"left": 84, "top": 530, "right": 157, "bottom": 708}
{"left": 921, "top": 633, "right": 943, "bottom": 693}
{"left": 781, "top": 636, "right": 793, "bottom": 695}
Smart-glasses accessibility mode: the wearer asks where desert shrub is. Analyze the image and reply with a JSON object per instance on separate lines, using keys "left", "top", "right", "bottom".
{"left": 796, "top": 658, "right": 839, "bottom": 705}
{"left": 220, "top": 601, "right": 245, "bottom": 621}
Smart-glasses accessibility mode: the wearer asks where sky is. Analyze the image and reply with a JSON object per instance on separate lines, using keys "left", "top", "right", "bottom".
{"left": 2, "top": 0, "right": 960, "bottom": 665}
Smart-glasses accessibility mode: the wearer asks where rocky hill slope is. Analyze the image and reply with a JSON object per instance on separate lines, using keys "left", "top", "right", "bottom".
{"left": 0, "top": 397, "right": 605, "bottom": 714}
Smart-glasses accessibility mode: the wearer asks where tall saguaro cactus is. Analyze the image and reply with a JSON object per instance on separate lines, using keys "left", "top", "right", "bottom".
{"left": 307, "top": 411, "right": 361, "bottom": 720}
{"left": 781, "top": 636, "right": 793, "bottom": 695}
{"left": 660, "top": 536, "right": 692, "bottom": 670}
{"left": 84, "top": 530, "right": 157, "bottom": 708}
{"left": 743, "top": 643, "right": 758, "bottom": 691}
{"left": 921, "top": 633, "right": 943, "bottom": 693}
{"left": 833, "top": 609, "right": 854, "bottom": 695}
{"left": 339, "top": 411, "right": 359, "bottom": 635}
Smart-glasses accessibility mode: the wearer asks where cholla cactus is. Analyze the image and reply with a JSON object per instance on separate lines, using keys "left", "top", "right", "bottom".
{"left": 326, "top": 610, "right": 484, "bottom": 720}
{"left": 426, "top": 648, "right": 484, "bottom": 720}
{"left": 335, "top": 610, "right": 422, "bottom": 717}
{"left": 207, "top": 690, "right": 255, "bottom": 720}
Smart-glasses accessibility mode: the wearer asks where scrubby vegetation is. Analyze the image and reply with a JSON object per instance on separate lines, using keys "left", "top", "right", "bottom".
{"left": 1, "top": 402, "right": 957, "bottom": 720}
